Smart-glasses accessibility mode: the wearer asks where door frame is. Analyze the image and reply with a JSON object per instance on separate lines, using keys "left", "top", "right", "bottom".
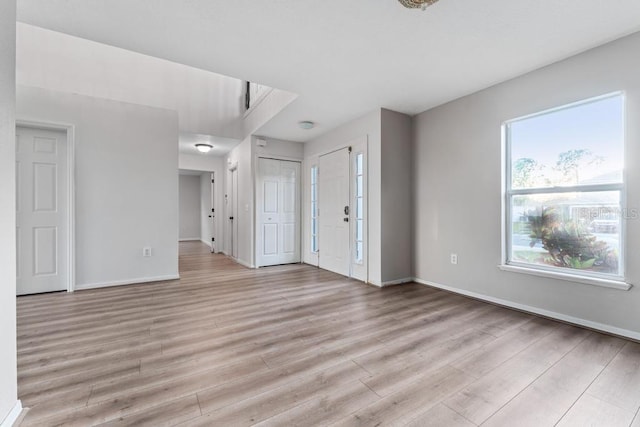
{"left": 307, "top": 136, "right": 368, "bottom": 282}
{"left": 254, "top": 156, "right": 302, "bottom": 268}
{"left": 227, "top": 161, "right": 239, "bottom": 259}
{"left": 16, "top": 118, "right": 76, "bottom": 293}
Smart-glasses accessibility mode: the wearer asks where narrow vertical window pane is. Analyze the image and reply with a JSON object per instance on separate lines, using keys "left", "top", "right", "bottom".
{"left": 311, "top": 165, "right": 319, "bottom": 253}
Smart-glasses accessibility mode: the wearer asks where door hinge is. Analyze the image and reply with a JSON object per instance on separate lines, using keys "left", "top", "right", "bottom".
{"left": 212, "top": 179, "right": 215, "bottom": 183}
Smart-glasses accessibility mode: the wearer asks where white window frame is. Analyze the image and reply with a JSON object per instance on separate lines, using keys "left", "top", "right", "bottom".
{"left": 501, "top": 92, "right": 631, "bottom": 291}
{"left": 310, "top": 165, "right": 319, "bottom": 253}
{"left": 353, "top": 152, "right": 365, "bottom": 265}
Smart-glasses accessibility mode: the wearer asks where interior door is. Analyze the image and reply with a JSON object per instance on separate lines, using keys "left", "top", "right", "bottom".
{"left": 16, "top": 126, "right": 68, "bottom": 295}
{"left": 256, "top": 158, "right": 301, "bottom": 267}
{"left": 209, "top": 172, "right": 215, "bottom": 253}
{"left": 230, "top": 168, "right": 238, "bottom": 259}
{"left": 319, "top": 148, "right": 350, "bottom": 276}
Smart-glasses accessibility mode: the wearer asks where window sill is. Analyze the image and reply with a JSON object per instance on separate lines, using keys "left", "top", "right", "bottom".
{"left": 498, "top": 264, "right": 632, "bottom": 291}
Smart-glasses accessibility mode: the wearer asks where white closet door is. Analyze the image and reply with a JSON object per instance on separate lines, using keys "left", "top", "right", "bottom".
{"left": 16, "top": 126, "right": 68, "bottom": 295}
{"left": 256, "top": 158, "right": 301, "bottom": 267}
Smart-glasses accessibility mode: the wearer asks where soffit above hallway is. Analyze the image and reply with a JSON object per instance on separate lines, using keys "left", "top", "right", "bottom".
{"left": 17, "top": 0, "right": 640, "bottom": 142}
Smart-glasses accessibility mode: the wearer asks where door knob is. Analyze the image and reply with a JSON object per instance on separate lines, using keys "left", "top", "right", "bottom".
{"left": 344, "top": 218, "right": 349, "bottom": 222}
{"left": 229, "top": 216, "right": 234, "bottom": 220}
{"left": 344, "top": 206, "right": 350, "bottom": 215}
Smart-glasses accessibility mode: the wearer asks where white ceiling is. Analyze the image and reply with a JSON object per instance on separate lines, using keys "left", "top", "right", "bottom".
{"left": 16, "top": 0, "right": 640, "bottom": 142}
{"left": 17, "top": 23, "right": 245, "bottom": 140}
{"left": 179, "top": 132, "right": 241, "bottom": 156}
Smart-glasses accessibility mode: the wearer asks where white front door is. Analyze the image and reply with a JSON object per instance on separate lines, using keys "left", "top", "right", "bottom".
{"left": 16, "top": 126, "right": 68, "bottom": 295}
{"left": 319, "top": 148, "right": 350, "bottom": 276}
{"left": 256, "top": 158, "right": 301, "bottom": 267}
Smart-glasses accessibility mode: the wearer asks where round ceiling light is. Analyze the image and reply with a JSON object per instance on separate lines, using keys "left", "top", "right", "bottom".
{"left": 195, "top": 143, "right": 213, "bottom": 153}
{"left": 298, "top": 121, "right": 315, "bottom": 130}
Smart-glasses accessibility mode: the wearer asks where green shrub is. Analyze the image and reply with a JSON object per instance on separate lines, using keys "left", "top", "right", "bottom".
{"left": 526, "top": 207, "right": 617, "bottom": 271}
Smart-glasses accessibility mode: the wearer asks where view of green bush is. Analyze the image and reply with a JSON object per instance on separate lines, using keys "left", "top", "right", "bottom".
{"left": 524, "top": 206, "right": 618, "bottom": 272}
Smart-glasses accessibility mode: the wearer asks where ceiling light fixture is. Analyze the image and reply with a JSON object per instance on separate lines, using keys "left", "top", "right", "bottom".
{"left": 398, "top": 0, "right": 439, "bottom": 10}
{"left": 195, "top": 143, "right": 213, "bottom": 153}
{"left": 298, "top": 121, "right": 315, "bottom": 130}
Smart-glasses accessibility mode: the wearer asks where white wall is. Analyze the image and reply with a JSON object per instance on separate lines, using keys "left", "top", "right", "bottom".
{"left": 199, "top": 172, "right": 213, "bottom": 248}
{"left": 0, "top": 0, "right": 18, "bottom": 423}
{"left": 242, "top": 88, "right": 297, "bottom": 138}
{"left": 381, "top": 109, "right": 413, "bottom": 282}
{"left": 17, "top": 85, "right": 180, "bottom": 289}
{"left": 17, "top": 23, "right": 244, "bottom": 138}
{"left": 303, "top": 109, "right": 412, "bottom": 285}
{"left": 413, "top": 31, "right": 640, "bottom": 337}
{"left": 179, "top": 175, "right": 201, "bottom": 240}
{"left": 254, "top": 137, "right": 304, "bottom": 160}
{"left": 224, "top": 136, "right": 254, "bottom": 266}
{"left": 303, "top": 110, "right": 383, "bottom": 284}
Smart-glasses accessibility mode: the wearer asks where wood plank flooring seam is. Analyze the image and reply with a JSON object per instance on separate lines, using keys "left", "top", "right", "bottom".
{"left": 473, "top": 332, "right": 595, "bottom": 426}
{"left": 557, "top": 340, "right": 629, "bottom": 425}
{"left": 442, "top": 401, "right": 480, "bottom": 427}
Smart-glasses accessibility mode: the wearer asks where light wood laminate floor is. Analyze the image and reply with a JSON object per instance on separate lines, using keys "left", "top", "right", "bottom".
{"left": 17, "top": 242, "right": 640, "bottom": 426}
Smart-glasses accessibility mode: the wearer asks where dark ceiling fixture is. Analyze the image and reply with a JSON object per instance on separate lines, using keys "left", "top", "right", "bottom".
{"left": 398, "top": 0, "right": 440, "bottom": 10}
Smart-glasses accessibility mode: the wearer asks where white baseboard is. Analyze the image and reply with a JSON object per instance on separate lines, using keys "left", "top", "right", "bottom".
{"left": 367, "top": 277, "right": 413, "bottom": 288}
{"left": 413, "top": 277, "right": 640, "bottom": 342}
{"left": 1, "top": 400, "right": 22, "bottom": 427}
{"left": 380, "top": 277, "right": 414, "bottom": 288}
{"left": 200, "top": 239, "right": 213, "bottom": 248}
{"left": 179, "top": 238, "right": 200, "bottom": 242}
{"left": 234, "top": 257, "right": 255, "bottom": 269}
{"left": 75, "top": 275, "right": 181, "bottom": 291}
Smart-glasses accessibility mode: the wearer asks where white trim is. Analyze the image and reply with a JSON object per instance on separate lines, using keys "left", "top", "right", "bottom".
{"left": 75, "top": 275, "right": 180, "bottom": 290}
{"left": 179, "top": 238, "right": 200, "bottom": 242}
{"left": 369, "top": 277, "right": 414, "bottom": 288}
{"left": 16, "top": 118, "right": 76, "bottom": 293}
{"left": 200, "top": 239, "right": 213, "bottom": 248}
{"left": 254, "top": 156, "right": 303, "bottom": 268}
{"left": 232, "top": 257, "right": 255, "bottom": 269}
{"left": 243, "top": 87, "right": 274, "bottom": 119}
{"left": 413, "top": 277, "right": 640, "bottom": 341}
{"left": 1, "top": 400, "right": 23, "bottom": 427}
{"left": 498, "top": 264, "right": 632, "bottom": 291}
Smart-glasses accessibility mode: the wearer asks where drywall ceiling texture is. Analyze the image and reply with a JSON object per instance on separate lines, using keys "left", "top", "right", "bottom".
{"left": 412, "top": 32, "right": 640, "bottom": 338}
{"left": 0, "top": 0, "right": 18, "bottom": 423}
{"left": 17, "top": 86, "right": 180, "bottom": 289}
{"left": 16, "top": 0, "right": 640, "bottom": 142}
{"left": 16, "top": 23, "right": 244, "bottom": 140}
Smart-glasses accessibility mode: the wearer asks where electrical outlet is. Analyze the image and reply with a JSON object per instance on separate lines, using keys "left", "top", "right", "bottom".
{"left": 143, "top": 247, "right": 152, "bottom": 257}
{"left": 450, "top": 253, "right": 458, "bottom": 265}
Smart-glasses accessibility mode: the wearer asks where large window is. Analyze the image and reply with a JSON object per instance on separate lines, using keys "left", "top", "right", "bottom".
{"left": 310, "top": 165, "right": 318, "bottom": 253}
{"left": 505, "top": 93, "right": 625, "bottom": 281}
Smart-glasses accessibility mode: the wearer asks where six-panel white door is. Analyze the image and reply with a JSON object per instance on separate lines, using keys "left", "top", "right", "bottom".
{"left": 256, "top": 158, "right": 301, "bottom": 267}
{"left": 16, "top": 126, "right": 68, "bottom": 295}
{"left": 319, "top": 148, "right": 350, "bottom": 277}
